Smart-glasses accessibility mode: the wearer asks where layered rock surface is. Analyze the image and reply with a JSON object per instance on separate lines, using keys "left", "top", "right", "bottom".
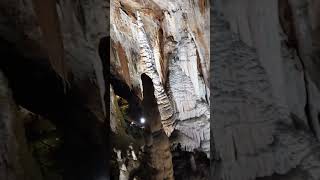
{"left": 212, "top": 1, "right": 320, "bottom": 179}
{"left": 110, "top": 0, "right": 210, "bottom": 155}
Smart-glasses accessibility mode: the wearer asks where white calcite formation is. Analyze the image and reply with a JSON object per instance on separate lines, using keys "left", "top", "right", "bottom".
{"left": 136, "top": 12, "right": 175, "bottom": 136}
{"left": 111, "top": 0, "right": 210, "bottom": 155}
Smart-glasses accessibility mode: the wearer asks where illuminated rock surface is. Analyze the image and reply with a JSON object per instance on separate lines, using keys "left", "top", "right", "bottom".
{"left": 110, "top": 0, "right": 210, "bottom": 156}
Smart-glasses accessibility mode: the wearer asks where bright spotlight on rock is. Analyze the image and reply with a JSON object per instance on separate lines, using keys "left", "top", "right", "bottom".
{"left": 140, "top": 117, "right": 146, "bottom": 124}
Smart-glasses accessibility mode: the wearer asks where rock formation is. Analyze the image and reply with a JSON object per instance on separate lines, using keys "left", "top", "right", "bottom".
{"left": 212, "top": 0, "right": 320, "bottom": 179}
{"left": 110, "top": 0, "right": 210, "bottom": 156}
{"left": 0, "top": 0, "right": 210, "bottom": 179}
{"left": 0, "top": 0, "right": 109, "bottom": 179}
{"left": 0, "top": 70, "right": 43, "bottom": 180}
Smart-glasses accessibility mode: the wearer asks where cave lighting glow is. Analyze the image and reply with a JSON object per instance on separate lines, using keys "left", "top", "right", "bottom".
{"left": 140, "top": 117, "right": 146, "bottom": 124}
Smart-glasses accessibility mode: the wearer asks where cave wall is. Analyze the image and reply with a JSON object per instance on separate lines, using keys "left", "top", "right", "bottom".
{"left": 0, "top": 0, "right": 110, "bottom": 179}
{"left": 0, "top": 0, "right": 109, "bottom": 121}
{"left": 0, "top": 71, "right": 43, "bottom": 180}
{"left": 212, "top": 0, "right": 320, "bottom": 179}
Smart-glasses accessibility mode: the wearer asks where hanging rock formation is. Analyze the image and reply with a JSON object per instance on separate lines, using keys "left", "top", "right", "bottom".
{"left": 110, "top": 0, "right": 210, "bottom": 155}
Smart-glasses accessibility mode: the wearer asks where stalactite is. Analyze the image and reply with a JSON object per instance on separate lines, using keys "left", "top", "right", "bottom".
{"left": 110, "top": 0, "right": 210, "bottom": 158}
{"left": 136, "top": 12, "right": 175, "bottom": 136}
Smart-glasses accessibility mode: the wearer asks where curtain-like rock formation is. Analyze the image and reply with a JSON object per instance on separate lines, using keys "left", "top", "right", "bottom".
{"left": 110, "top": 0, "right": 210, "bottom": 156}
{"left": 212, "top": 0, "right": 320, "bottom": 179}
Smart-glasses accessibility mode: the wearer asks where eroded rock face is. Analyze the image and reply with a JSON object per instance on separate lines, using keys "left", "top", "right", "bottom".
{"left": 0, "top": 0, "right": 110, "bottom": 179}
{"left": 141, "top": 73, "right": 174, "bottom": 180}
{"left": 110, "top": 0, "right": 210, "bottom": 155}
{"left": 212, "top": 1, "right": 320, "bottom": 179}
{"left": 0, "top": 0, "right": 108, "bottom": 121}
{"left": 0, "top": 71, "right": 43, "bottom": 180}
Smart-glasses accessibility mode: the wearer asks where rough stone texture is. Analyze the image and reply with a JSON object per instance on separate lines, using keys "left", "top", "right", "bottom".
{"left": 136, "top": 13, "right": 175, "bottom": 135}
{"left": 0, "top": 0, "right": 108, "bottom": 121}
{"left": 0, "top": 0, "right": 110, "bottom": 179}
{"left": 111, "top": 0, "right": 210, "bottom": 155}
{"left": 141, "top": 74, "right": 174, "bottom": 180}
{"left": 110, "top": 85, "right": 125, "bottom": 134}
{"left": 0, "top": 71, "right": 43, "bottom": 180}
{"left": 212, "top": 1, "right": 320, "bottom": 179}
{"left": 172, "top": 149, "right": 210, "bottom": 180}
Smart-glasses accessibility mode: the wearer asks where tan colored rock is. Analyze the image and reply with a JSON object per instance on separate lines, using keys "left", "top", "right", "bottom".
{"left": 111, "top": 0, "right": 210, "bottom": 154}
